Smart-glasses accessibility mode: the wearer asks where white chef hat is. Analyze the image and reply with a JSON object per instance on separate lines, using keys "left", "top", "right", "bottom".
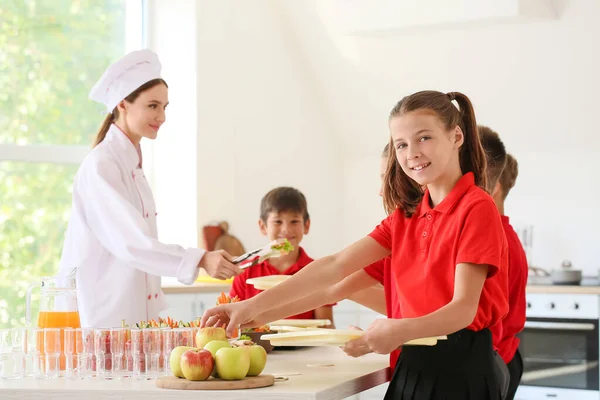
{"left": 89, "top": 49, "right": 163, "bottom": 113}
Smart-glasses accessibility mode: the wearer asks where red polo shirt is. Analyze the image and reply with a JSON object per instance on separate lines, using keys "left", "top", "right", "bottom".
{"left": 368, "top": 172, "right": 508, "bottom": 332}
{"left": 230, "top": 247, "right": 319, "bottom": 320}
{"left": 364, "top": 257, "right": 401, "bottom": 368}
{"left": 491, "top": 216, "right": 528, "bottom": 363}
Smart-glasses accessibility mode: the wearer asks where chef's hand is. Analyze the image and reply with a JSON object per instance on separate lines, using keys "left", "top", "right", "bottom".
{"left": 199, "top": 250, "right": 241, "bottom": 280}
{"left": 200, "top": 299, "right": 258, "bottom": 337}
{"left": 342, "top": 319, "right": 404, "bottom": 357}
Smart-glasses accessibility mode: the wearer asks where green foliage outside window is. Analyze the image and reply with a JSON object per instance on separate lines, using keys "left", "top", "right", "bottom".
{"left": 0, "top": 0, "right": 129, "bottom": 328}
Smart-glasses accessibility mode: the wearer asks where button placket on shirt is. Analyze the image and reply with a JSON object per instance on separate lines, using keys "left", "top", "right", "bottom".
{"left": 420, "top": 212, "right": 435, "bottom": 254}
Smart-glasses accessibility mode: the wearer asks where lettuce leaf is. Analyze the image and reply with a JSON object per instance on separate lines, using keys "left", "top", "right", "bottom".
{"left": 270, "top": 238, "right": 294, "bottom": 253}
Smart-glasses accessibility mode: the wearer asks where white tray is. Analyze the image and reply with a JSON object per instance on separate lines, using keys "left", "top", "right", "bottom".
{"left": 268, "top": 325, "right": 320, "bottom": 332}
{"left": 261, "top": 329, "right": 447, "bottom": 347}
{"left": 269, "top": 319, "right": 331, "bottom": 328}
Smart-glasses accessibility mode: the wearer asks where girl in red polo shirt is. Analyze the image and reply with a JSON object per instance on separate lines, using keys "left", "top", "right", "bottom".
{"left": 202, "top": 90, "right": 509, "bottom": 399}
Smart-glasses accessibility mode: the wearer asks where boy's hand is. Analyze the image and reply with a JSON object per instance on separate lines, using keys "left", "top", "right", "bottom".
{"left": 199, "top": 250, "right": 241, "bottom": 280}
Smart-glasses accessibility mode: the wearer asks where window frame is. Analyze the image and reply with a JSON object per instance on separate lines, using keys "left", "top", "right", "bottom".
{"left": 0, "top": 0, "right": 147, "bottom": 166}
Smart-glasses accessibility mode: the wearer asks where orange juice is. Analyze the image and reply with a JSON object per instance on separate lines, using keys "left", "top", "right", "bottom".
{"left": 37, "top": 311, "right": 81, "bottom": 370}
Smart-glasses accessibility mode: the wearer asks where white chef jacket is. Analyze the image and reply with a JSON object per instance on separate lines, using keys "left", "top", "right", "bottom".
{"left": 59, "top": 124, "right": 203, "bottom": 328}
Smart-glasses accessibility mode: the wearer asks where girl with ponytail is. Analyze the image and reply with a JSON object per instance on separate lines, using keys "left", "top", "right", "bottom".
{"left": 202, "top": 90, "right": 509, "bottom": 399}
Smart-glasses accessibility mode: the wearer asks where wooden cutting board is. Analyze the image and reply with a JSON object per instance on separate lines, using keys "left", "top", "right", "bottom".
{"left": 156, "top": 375, "right": 275, "bottom": 390}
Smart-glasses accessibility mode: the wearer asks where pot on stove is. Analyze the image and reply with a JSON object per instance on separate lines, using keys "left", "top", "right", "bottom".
{"left": 551, "top": 260, "right": 582, "bottom": 285}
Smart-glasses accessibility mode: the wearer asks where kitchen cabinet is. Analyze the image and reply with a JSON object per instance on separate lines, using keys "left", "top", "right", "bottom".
{"left": 160, "top": 292, "right": 220, "bottom": 322}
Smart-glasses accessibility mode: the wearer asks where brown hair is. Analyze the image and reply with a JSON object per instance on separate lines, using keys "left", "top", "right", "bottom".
{"left": 383, "top": 90, "right": 487, "bottom": 217}
{"left": 499, "top": 153, "right": 519, "bottom": 200}
{"left": 260, "top": 187, "right": 310, "bottom": 222}
{"left": 478, "top": 125, "right": 507, "bottom": 192}
{"left": 93, "top": 78, "right": 168, "bottom": 147}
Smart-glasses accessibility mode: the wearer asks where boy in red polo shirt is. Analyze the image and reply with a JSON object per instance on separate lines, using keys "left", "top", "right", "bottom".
{"left": 231, "top": 144, "right": 400, "bottom": 370}
{"left": 480, "top": 126, "right": 527, "bottom": 400}
{"left": 229, "top": 187, "right": 334, "bottom": 324}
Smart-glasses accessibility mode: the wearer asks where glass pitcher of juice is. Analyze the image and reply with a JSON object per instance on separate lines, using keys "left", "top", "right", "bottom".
{"left": 26, "top": 275, "right": 81, "bottom": 371}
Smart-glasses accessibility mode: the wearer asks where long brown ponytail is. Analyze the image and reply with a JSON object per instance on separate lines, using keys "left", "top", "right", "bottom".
{"left": 93, "top": 113, "right": 114, "bottom": 147}
{"left": 452, "top": 92, "right": 487, "bottom": 193}
{"left": 383, "top": 90, "right": 487, "bottom": 217}
{"left": 92, "top": 78, "right": 168, "bottom": 147}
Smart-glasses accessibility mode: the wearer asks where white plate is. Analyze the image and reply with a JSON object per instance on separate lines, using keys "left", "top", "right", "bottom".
{"left": 261, "top": 329, "right": 447, "bottom": 347}
{"left": 269, "top": 319, "right": 331, "bottom": 328}
{"left": 246, "top": 275, "right": 292, "bottom": 290}
{"left": 262, "top": 329, "right": 362, "bottom": 346}
{"left": 268, "top": 325, "right": 319, "bottom": 332}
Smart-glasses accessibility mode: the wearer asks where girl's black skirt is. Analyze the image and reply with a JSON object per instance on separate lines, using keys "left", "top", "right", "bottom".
{"left": 384, "top": 328, "right": 502, "bottom": 400}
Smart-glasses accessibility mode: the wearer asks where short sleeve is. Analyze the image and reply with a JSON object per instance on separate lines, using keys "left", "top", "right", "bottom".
{"left": 455, "top": 200, "right": 506, "bottom": 278}
{"left": 368, "top": 212, "right": 395, "bottom": 250}
{"left": 229, "top": 271, "right": 249, "bottom": 301}
{"left": 363, "top": 259, "right": 385, "bottom": 284}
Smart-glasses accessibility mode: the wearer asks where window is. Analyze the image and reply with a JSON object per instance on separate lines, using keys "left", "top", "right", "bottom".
{"left": 0, "top": 0, "right": 145, "bottom": 328}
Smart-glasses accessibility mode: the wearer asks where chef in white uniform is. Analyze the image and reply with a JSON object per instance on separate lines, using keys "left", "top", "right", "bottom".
{"left": 59, "top": 49, "right": 241, "bottom": 328}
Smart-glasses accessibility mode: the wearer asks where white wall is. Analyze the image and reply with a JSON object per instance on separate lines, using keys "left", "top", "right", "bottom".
{"left": 279, "top": 0, "right": 600, "bottom": 275}
{"left": 148, "top": 0, "right": 343, "bottom": 258}
{"left": 149, "top": 1, "right": 600, "bottom": 275}
{"left": 145, "top": 0, "right": 199, "bottom": 249}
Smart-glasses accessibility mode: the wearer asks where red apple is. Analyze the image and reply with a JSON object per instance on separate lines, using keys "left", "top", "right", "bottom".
{"left": 180, "top": 349, "right": 214, "bottom": 381}
{"left": 169, "top": 346, "right": 194, "bottom": 378}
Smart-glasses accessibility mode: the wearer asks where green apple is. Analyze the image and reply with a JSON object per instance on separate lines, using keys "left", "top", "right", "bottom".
{"left": 203, "top": 340, "right": 232, "bottom": 357}
{"left": 180, "top": 349, "right": 214, "bottom": 381}
{"left": 169, "top": 346, "right": 195, "bottom": 378}
{"left": 215, "top": 346, "right": 250, "bottom": 380}
{"left": 246, "top": 345, "right": 267, "bottom": 376}
{"left": 204, "top": 340, "right": 232, "bottom": 377}
{"left": 196, "top": 327, "right": 227, "bottom": 348}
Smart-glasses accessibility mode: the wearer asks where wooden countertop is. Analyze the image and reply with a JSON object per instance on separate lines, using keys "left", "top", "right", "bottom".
{"left": 0, "top": 347, "right": 389, "bottom": 400}
{"left": 526, "top": 276, "right": 600, "bottom": 294}
{"left": 526, "top": 284, "right": 600, "bottom": 294}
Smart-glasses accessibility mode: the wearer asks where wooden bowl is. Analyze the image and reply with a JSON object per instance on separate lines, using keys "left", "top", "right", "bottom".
{"left": 243, "top": 331, "right": 275, "bottom": 353}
